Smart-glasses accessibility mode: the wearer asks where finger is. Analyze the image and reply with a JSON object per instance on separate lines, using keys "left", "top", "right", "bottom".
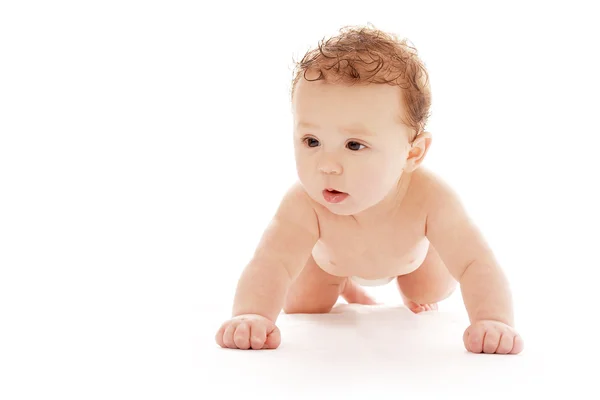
{"left": 496, "top": 332, "right": 514, "bottom": 354}
{"left": 249, "top": 323, "right": 267, "bottom": 350}
{"left": 463, "top": 328, "right": 470, "bottom": 351}
{"left": 264, "top": 324, "right": 281, "bottom": 350}
{"left": 466, "top": 326, "right": 484, "bottom": 353}
{"left": 483, "top": 330, "right": 501, "bottom": 354}
{"left": 222, "top": 323, "right": 238, "bottom": 349}
{"left": 215, "top": 323, "right": 227, "bottom": 348}
{"left": 510, "top": 334, "right": 525, "bottom": 355}
{"left": 233, "top": 322, "right": 251, "bottom": 350}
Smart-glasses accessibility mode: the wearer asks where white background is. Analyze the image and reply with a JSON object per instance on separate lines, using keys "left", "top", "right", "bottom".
{"left": 1, "top": 0, "right": 599, "bottom": 398}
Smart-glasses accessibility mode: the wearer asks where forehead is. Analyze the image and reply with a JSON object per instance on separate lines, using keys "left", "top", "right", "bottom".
{"left": 293, "top": 78, "right": 405, "bottom": 127}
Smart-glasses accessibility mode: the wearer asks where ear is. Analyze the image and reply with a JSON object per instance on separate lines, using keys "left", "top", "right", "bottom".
{"left": 405, "top": 131, "right": 432, "bottom": 172}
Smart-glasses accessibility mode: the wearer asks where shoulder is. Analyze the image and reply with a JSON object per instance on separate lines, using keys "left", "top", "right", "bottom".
{"left": 404, "top": 167, "right": 467, "bottom": 227}
{"left": 410, "top": 168, "right": 472, "bottom": 239}
{"left": 410, "top": 167, "right": 459, "bottom": 205}
{"left": 402, "top": 167, "right": 453, "bottom": 210}
{"left": 279, "top": 180, "right": 315, "bottom": 210}
{"left": 273, "top": 180, "right": 320, "bottom": 236}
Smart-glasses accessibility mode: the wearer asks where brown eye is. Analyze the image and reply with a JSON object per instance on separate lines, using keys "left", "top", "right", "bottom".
{"left": 305, "top": 138, "right": 319, "bottom": 147}
{"left": 347, "top": 141, "right": 365, "bottom": 151}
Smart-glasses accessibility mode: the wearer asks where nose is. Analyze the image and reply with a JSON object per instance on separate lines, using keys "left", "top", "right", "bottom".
{"left": 318, "top": 153, "right": 343, "bottom": 175}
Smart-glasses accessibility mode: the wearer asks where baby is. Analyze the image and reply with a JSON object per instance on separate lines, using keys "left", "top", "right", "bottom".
{"left": 215, "top": 25, "right": 524, "bottom": 355}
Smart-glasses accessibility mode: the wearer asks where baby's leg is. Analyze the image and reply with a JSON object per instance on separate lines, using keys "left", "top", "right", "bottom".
{"left": 283, "top": 255, "right": 346, "bottom": 314}
{"left": 396, "top": 243, "right": 457, "bottom": 313}
{"left": 283, "top": 255, "right": 376, "bottom": 314}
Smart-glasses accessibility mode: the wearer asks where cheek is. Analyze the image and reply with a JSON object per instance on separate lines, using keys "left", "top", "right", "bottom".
{"left": 350, "top": 162, "right": 385, "bottom": 188}
{"left": 351, "top": 156, "right": 403, "bottom": 188}
{"left": 294, "top": 155, "right": 313, "bottom": 182}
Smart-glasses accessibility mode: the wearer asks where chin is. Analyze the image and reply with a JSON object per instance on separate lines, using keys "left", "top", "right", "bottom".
{"left": 323, "top": 206, "right": 355, "bottom": 216}
{"left": 321, "top": 199, "right": 369, "bottom": 216}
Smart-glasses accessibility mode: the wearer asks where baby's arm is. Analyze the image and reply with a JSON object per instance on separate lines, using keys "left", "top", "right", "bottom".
{"left": 424, "top": 175, "right": 523, "bottom": 354}
{"left": 425, "top": 177, "right": 514, "bottom": 326}
{"left": 231, "top": 182, "right": 319, "bottom": 323}
{"left": 216, "top": 183, "right": 318, "bottom": 349}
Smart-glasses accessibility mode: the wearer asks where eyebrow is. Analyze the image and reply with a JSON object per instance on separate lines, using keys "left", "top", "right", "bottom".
{"left": 296, "top": 121, "right": 376, "bottom": 137}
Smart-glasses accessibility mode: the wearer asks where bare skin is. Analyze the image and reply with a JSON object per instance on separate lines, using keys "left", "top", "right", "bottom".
{"left": 284, "top": 169, "right": 456, "bottom": 315}
{"left": 215, "top": 78, "right": 524, "bottom": 355}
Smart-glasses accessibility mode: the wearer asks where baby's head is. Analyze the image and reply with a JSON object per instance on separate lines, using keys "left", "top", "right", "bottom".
{"left": 290, "top": 24, "right": 433, "bottom": 215}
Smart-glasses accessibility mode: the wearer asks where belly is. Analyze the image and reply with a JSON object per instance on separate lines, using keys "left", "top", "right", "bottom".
{"left": 311, "top": 237, "right": 430, "bottom": 280}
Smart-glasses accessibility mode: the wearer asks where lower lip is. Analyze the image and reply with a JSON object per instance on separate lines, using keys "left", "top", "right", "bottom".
{"left": 322, "top": 190, "right": 349, "bottom": 203}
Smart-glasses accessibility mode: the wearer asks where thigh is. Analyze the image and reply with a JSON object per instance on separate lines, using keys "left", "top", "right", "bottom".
{"left": 283, "top": 254, "right": 347, "bottom": 314}
{"left": 396, "top": 242, "right": 458, "bottom": 304}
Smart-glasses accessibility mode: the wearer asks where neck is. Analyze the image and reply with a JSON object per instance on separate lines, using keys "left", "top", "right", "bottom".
{"left": 351, "top": 171, "right": 413, "bottom": 226}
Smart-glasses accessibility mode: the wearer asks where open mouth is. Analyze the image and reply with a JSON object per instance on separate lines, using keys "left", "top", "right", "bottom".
{"left": 322, "top": 188, "right": 349, "bottom": 203}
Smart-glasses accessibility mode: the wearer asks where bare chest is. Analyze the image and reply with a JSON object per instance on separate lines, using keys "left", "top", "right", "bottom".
{"left": 311, "top": 211, "right": 429, "bottom": 280}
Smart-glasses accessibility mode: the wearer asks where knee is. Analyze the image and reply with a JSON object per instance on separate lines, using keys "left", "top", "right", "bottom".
{"left": 398, "top": 275, "right": 457, "bottom": 304}
{"left": 282, "top": 283, "right": 341, "bottom": 315}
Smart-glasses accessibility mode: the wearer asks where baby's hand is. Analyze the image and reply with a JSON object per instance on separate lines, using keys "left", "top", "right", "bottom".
{"left": 463, "top": 320, "right": 524, "bottom": 354}
{"left": 215, "top": 314, "right": 281, "bottom": 350}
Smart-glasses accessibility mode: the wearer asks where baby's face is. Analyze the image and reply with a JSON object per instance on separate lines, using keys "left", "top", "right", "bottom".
{"left": 292, "top": 78, "right": 412, "bottom": 215}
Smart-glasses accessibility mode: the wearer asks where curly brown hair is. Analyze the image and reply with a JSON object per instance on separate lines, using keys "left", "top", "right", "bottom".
{"left": 291, "top": 24, "right": 432, "bottom": 142}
